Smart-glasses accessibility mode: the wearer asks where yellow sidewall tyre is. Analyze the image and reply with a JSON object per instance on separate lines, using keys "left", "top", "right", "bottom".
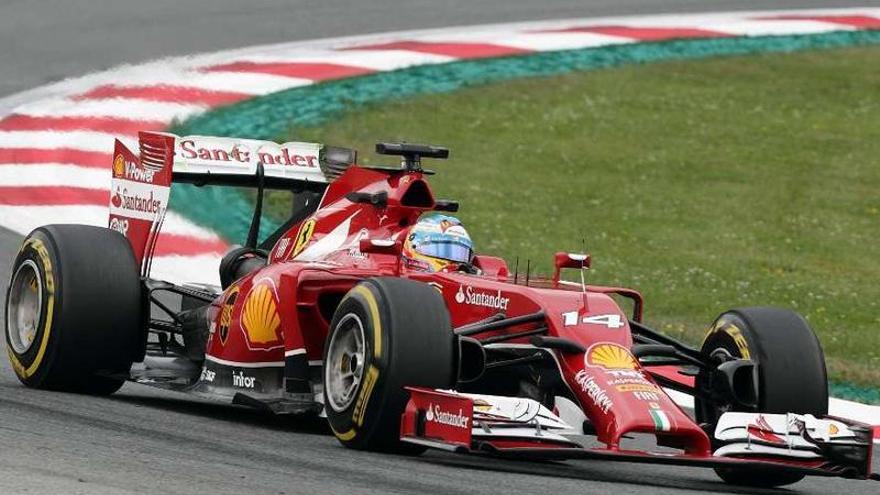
{"left": 323, "top": 277, "right": 455, "bottom": 453}
{"left": 697, "top": 307, "right": 827, "bottom": 488}
{"left": 5, "top": 225, "right": 143, "bottom": 395}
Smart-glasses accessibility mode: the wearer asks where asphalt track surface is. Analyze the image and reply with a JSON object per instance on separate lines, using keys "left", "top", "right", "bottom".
{"left": 2, "top": 1, "right": 879, "bottom": 493}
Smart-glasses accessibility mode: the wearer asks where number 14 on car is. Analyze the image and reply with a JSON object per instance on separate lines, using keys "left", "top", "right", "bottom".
{"left": 562, "top": 312, "right": 625, "bottom": 328}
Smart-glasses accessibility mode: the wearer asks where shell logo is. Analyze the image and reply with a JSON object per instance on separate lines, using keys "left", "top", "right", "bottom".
{"left": 242, "top": 283, "right": 281, "bottom": 344}
{"left": 113, "top": 154, "right": 125, "bottom": 178}
{"left": 586, "top": 343, "right": 637, "bottom": 370}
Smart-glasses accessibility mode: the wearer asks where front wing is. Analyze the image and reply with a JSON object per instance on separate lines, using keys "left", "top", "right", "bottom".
{"left": 400, "top": 388, "right": 878, "bottom": 481}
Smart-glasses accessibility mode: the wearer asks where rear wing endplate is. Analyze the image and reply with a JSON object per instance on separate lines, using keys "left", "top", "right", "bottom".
{"left": 108, "top": 131, "right": 356, "bottom": 276}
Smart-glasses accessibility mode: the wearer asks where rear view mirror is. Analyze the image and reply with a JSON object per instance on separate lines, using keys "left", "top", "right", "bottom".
{"left": 552, "top": 251, "right": 591, "bottom": 285}
{"left": 359, "top": 238, "right": 402, "bottom": 255}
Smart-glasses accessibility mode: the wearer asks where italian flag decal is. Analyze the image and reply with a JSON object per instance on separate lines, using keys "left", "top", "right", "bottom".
{"left": 650, "top": 408, "right": 671, "bottom": 432}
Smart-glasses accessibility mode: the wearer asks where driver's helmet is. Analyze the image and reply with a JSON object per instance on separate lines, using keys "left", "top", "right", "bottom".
{"left": 402, "top": 214, "right": 474, "bottom": 272}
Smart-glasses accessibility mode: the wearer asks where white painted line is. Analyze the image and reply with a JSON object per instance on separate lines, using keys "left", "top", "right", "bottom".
{"left": 151, "top": 254, "right": 224, "bottom": 286}
{"left": 0, "top": 205, "right": 110, "bottom": 235}
{"left": 13, "top": 98, "right": 205, "bottom": 122}
{"left": 204, "top": 354, "right": 284, "bottom": 368}
{"left": 829, "top": 397, "right": 880, "bottom": 426}
{"left": 162, "top": 211, "right": 229, "bottom": 241}
{"left": 691, "top": 20, "right": 855, "bottom": 36}
{"left": 88, "top": 70, "right": 313, "bottom": 97}
{"left": 2, "top": 7, "right": 879, "bottom": 118}
{"left": 491, "top": 32, "right": 627, "bottom": 52}
{"left": 0, "top": 130, "right": 125, "bottom": 153}
{"left": 213, "top": 50, "right": 455, "bottom": 72}
{"left": 0, "top": 205, "right": 222, "bottom": 242}
{"left": 0, "top": 164, "right": 109, "bottom": 188}
{"left": 175, "top": 70, "right": 313, "bottom": 95}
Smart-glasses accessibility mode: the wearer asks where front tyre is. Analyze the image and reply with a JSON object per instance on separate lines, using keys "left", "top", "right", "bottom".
{"left": 5, "top": 225, "right": 144, "bottom": 395}
{"left": 697, "top": 307, "right": 828, "bottom": 488}
{"left": 323, "top": 278, "right": 455, "bottom": 453}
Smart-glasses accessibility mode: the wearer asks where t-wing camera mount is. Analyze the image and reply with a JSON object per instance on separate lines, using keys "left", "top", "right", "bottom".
{"left": 376, "top": 142, "right": 449, "bottom": 172}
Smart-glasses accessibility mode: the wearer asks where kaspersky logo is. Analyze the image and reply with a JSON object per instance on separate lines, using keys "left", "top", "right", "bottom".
{"left": 454, "top": 285, "right": 510, "bottom": 310}
{"left": 425, "top": 403, "right": 470, "bottom": 429}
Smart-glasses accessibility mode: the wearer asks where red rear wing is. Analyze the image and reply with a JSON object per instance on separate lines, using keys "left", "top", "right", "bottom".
{"left": 108, "top": 131, "right": 355, "bottom": 277}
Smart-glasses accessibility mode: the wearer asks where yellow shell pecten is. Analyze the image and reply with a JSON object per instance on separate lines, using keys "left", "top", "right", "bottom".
{"left": 113, "top": 154, "right": 125, "bottom": 177}
{"left": 242, "top": 283, "right": 281, "bottom": 344}
{"left": 587, "top": 343, "right": 637, "bottom": 370}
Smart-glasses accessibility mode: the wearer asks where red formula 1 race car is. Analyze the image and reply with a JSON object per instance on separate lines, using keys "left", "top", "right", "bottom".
{"left": 5, "top": 132, "right": 876, "bottom": 487}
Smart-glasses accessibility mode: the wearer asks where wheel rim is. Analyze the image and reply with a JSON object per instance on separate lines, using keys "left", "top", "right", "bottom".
{"left": 6, "top": 260, "right": 43, "bottom": 354}
{"left": 325, "top": 313, "right": 367, "bottom": 412}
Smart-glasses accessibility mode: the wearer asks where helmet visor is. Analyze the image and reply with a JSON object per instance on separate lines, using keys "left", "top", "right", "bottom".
{"left": 415, "top": 241, "right": 472, "bottom": 264}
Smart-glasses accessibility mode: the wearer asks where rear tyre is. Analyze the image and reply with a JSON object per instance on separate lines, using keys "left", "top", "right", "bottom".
{"left": 5, "top": 225, "right": 144, "bottom": 395}
{"left": 323, "top": 277, "right": 455, "bottom": 453}
{"left": 696, "top": 307, "right": 827, "bottom": 487}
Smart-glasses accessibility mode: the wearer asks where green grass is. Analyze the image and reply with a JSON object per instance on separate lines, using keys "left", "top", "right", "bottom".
{"left": 282, "top": 46, "right": 880, "bottom": 387}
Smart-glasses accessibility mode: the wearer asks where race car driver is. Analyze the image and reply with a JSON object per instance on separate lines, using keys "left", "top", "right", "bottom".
{"left": 402, "top": 214, "right": 478, "bottom": 274}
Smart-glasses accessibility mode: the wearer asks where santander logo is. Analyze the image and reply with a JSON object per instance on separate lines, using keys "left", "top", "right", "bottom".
{"left": 454, "top": 285, "right": 510, "bottom": 310}
{"left": 111, "top": 189, "right": 122, "bottom": 208}
{"left": 178, "top": 139, "right": 319, "bottom": 168}
{"left": 425, "top": 403, "right": 470, "bottom": 429}
{"left": 111, "top": 186, "right": 163, "bottom": 215}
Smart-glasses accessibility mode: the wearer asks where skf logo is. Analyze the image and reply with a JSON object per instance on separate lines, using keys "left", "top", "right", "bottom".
{"left": 200, "top": 368, "right": 216, "bottom": 382}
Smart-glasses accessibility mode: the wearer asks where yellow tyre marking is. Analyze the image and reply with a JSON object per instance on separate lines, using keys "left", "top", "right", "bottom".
{"left": 724, "top": 324, "right": 751, "bottom": 359}
{"left": 330, "top": 425, "right": 357, "bottom": 441}
{"left": 7, "top": 347, "right": 25, "bottom": 377}
{"left": 337, "top": 283, "right": 385, "bottom": 431}
{"left": 8, "top": 238, "right": 56, "bottom": 379}
{"left": 350, "top": 285, "right": 382, "bottom": 359}
{"left": 701, "top": 320, "right": 722, "bottom": 346}
{"left": 702, "top": 319, "right": 751, "bottom": 360}
{"left": 353, "top": 365, "right": 380, "bottom": 426}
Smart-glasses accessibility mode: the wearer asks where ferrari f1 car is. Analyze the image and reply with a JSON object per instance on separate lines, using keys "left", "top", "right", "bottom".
{"left": 5, "top": 132, "right": 876, "bottom": 487}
